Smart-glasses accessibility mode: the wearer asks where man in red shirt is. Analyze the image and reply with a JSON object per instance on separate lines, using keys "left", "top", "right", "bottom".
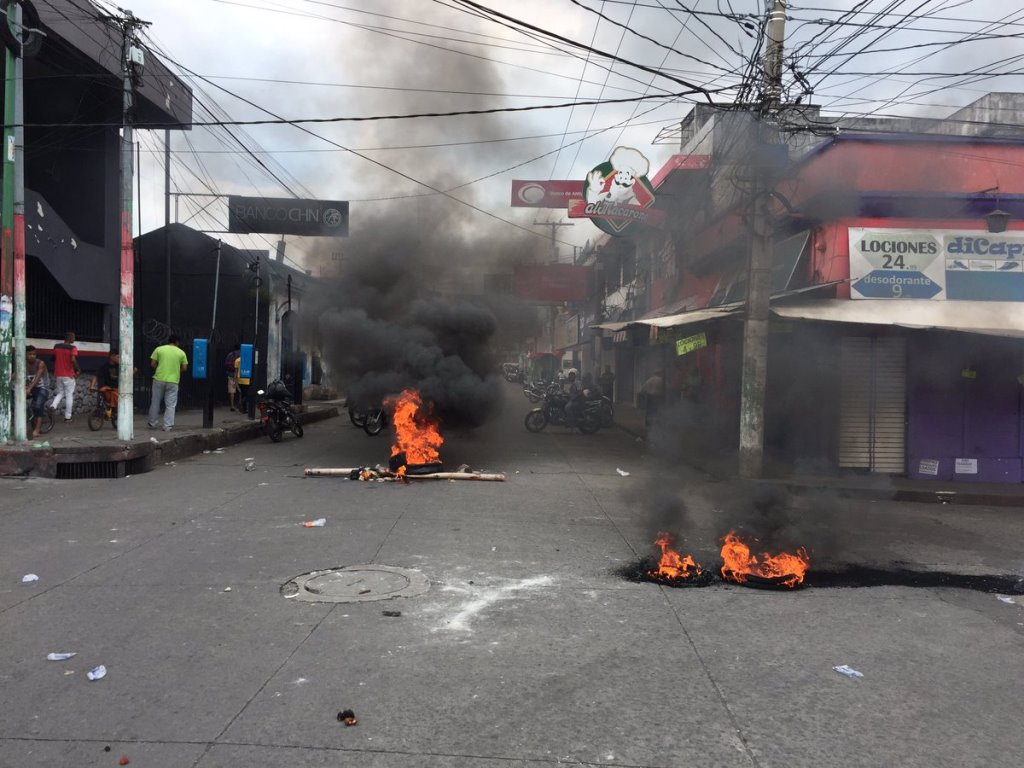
{"left": 49, "top": 331, "right": 80, "bottom": 423}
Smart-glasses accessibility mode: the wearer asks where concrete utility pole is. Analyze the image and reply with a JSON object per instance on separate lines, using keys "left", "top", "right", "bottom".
{"left": 1, "top": 1, "right": 27, "bottom": 443}
{"left": 533, "top": 219, "right": 574, "bottom": 263}
{"left": 738, "top": 0, "right": 787, "bottom": 479}
{"left": 116, "top": 11, "right": 150, "bottom": 441}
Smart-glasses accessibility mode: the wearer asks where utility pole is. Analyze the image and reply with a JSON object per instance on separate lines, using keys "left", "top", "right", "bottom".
{"left": 164, "top": 128, "right": 171, "bottom": 325}
{"left": 738, "top": 0, "right": 787, "bottom": 479}
{"left": 247, "top": 254, "right": 260, "bottom": 420}
{"left": 116, "top": 10, "right": 150, "bottom": 441}
{"left": 533, "top": 219, "right": 574, "bottom": 263}
{"left": 1, "top": 1, "right": 28, "bottom": 443}
{"left": 203, "top": 239, "right": 221, "bottom": 429}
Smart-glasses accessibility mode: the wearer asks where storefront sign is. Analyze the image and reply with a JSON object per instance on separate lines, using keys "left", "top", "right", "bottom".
{"left": 570, "top": 147, "right": 661, "bottom": 236}
{"left": 954, "top": 458, "right": 978, "bottom": 474}
{"left": 850, "top": 228, "right": 1024, "bottom": 301}
{"left": 228, "top": 196, "right": 349, "bottom": 236}
{"left": 675, "top": 332, "right": 707, "bottom": 356}
{"left": 510, "top": 180, "right": 583, "bottom": 208}
{"left": 918, "top": 459, "right": 940, "bottom": 476}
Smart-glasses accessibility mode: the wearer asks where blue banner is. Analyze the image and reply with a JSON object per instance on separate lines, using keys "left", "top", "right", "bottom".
{"left": 239, "top": 344, "right": 254, "bottom": 380}
{"left": 192, "top": 339, "right": 208, "bottom": 379}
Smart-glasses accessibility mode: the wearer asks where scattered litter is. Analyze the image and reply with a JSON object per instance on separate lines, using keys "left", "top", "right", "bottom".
{"left": 86, "top": 665, "right": 107, "bottom": 681}
{"left": 21, "top": 574, "right": 39, "bottom": 584}
{"left": 213, "top": 448, "right": 225, "bottom": 454}
{"left": 244, "top": 458, "right": 256, "bottom": 471}
{"left": 358, "top": 588, "right": 371, "bottom": 595}
{"left": 997, "top": 595, "right": 1016, "bottom": 604}
{"left": 382, "top": 610, "right": 402, "bottom": 617}
{"left": 47, "top": 652, "right": 76, "bottom": 661}
{"left": 258, "top": 482, "right": 269, "bottom": 486}
{"left": 456, "top": 463, "right": 470, "bottom": 472}
{"left": 223, "top": 587, "right": 232, "bottom": 592}
{"left": 149, "top": 437, "right": 158, "bottom": 444}
{"left": 303, "top": 518, "right": 326, "bottom": 528}
{"left": 104, "top": 746, "right": 111, "bottom": 752}
{"left": 832, "top": 664, "right": 863, "bottom": 679}
{"left": 203, "top": 450, "right": 211, "bottom": 454}
{"left": 337, "top": 709, "right": 358, "bottom": 726}
{"left": 32, "top": 441, "right": 50, "bottom": 448}
{"left": 63, "top": 670, "right": 74, "bottom": 676}
{"left": 491, "top": 546, "right": 496, "bottom": 552}
{"left": 615, "top": 468, "right": 630, "bottom": 477}
{"left": 119, "top": 756, "right": 130, "bottom": 766}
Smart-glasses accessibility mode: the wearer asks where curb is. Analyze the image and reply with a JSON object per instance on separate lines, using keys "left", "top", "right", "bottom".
{"left": 0, "top": 405, "right": 339, "bottom": 479}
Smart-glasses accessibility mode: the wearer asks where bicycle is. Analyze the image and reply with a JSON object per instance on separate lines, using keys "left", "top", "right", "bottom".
{"left": 11, "top": 387, "right": 53, "bottom": 436}
{"left": 87, "top": 387, "right": 118, "bottom": 431}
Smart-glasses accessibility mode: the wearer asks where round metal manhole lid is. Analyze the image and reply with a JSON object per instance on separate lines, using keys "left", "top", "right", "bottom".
{"left": 281, "top": 565, "right": 429, "bottom": 604}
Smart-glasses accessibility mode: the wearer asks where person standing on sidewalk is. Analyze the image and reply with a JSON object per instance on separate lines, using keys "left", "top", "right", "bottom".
{"left": 225, "top": 345, "right": 241, "bottom": 411}
{"left": 49, "top": 331, "right": 80, "bottom": 423}
{"left": 22, "top": 346, "right": 50, "bottom": 438}
{"left": 148, "top": 335, "right": 188, "bottom": 432}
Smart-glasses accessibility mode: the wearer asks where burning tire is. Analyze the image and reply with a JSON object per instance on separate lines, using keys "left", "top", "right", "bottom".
{"left": 524, "top": 409, "right": 548, "bottom": 432}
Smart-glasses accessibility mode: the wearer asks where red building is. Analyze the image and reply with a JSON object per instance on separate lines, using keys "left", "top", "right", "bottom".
{"left": 587, "top": 95, "right": 1024, "bottom": 482}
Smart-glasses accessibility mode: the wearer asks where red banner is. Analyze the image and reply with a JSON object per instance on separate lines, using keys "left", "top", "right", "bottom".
{"left": 511, "top": 180, "right": 584, "bottom": 208}
{"left": 512, "top": 264, "right": 589, "bottom": 303}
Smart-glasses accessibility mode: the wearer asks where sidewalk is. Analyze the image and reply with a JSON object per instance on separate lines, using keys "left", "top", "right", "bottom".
{"left": 612, "top": 400, "right": 1024, "bottom": 507}
{"left": 0, "top": 401, "right": 340, "bottom": 479}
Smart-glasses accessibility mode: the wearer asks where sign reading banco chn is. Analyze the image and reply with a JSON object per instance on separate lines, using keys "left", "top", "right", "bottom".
{"left": 849, "top": 227, "right": 1024, "bottom": 301}
{"left": 228, "top": 196, "right": 349, "bottom": 237}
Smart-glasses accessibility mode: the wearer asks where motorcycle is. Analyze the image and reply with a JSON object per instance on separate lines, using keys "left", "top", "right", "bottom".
{"left": 348, "top": 402, "right": 388, "bottom": 436}
{"left": 523, "top": 380, "right": 561, "bottom": 404}
{"left": 524, "top": 391, "right": 601, "bottom": 434}
{"left": 257, "top": 380, "right": 304, "bottom": 442}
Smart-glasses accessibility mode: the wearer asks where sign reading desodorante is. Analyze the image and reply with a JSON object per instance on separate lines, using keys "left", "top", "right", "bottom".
{"left": 849, "top": 228, "right": 1024, "bottom": 301}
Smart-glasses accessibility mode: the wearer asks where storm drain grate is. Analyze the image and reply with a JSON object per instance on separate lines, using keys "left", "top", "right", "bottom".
{"left": 281, "top": 565, "right": 430, "bottom": 604}
{"left": 55, "top": 457, "right": 148, "bottom": 480}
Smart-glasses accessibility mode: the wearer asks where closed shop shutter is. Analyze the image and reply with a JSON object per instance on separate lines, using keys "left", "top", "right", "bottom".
{"left": 839, "top": 336, "right": 906, "bottom": 473}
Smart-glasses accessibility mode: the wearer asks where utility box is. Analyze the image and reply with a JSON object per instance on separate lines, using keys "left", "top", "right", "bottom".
{"left": 192, "top": 338, "right": 208, "bottom": 379}
{"left": 239, "top": 344, "right": 254, "bottom": 380}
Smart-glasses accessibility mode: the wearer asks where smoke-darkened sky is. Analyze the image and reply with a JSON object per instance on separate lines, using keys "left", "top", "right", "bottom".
{"left": 121, "top": 1, "right": 1024, "bottom": 271}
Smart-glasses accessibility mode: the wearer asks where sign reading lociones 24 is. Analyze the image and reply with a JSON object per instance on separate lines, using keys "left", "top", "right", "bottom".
{"left": 568, "top": 147, "right": 664, "bottom": 236}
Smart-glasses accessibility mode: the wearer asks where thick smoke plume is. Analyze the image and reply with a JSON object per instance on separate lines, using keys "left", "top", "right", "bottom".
{"left": 300, "top": 10, "right": 547, "bottom": 428}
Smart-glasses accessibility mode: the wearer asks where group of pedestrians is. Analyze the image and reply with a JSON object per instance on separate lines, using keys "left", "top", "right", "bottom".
{"left": 13, "top": 331, "right": 258, "bottom": 436}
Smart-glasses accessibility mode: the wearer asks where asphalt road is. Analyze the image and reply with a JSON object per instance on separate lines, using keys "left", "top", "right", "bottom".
{"left": 2, "top": 383, "right": 1023, "bottom": 767}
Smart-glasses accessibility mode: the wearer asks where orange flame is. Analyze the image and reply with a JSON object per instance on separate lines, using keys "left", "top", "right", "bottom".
{"left": 719, "top": 530, "right": 809, "bottom": 588}
{"left": 387, "top": 389, "right": 443, "bottom": 473}
{"left": 650, "top": 532, "right": 704, "bottom": 580}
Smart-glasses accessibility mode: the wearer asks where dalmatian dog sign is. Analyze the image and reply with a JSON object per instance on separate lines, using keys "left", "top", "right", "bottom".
{"left": 569, "top": 146, "right": 664, "bottom": 236}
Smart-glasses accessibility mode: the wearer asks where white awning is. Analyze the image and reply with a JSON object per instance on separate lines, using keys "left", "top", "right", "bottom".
{"left": 590, "top": 321, "right": 632, "bottom": 332}
{"left": 771, "top": 299, "right": 1024, "bottom": 338}
{"left": 633, "top": 307, "right": 742, "bottom": 329}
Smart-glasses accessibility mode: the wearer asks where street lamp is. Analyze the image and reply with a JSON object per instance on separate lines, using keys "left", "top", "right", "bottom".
{"left": 986, "top": 208, "right": 1010, "bottom": 234}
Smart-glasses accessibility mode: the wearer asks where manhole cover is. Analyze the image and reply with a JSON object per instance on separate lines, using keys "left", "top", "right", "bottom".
{"left": 281, "top": 565, "right": 430, "bottom": 604}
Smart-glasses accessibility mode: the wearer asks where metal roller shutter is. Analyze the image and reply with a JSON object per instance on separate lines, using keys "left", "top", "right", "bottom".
{"left": 839, "top": 336, "right": 906, "bottom": 473}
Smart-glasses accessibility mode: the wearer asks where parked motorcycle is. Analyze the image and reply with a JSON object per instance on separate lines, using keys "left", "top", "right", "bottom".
{"left": 257, "top": 380, "right": 304, "bottom": 442}
{"left": 348, "top": 402, "right": 388, "bottom": 435}
{"left": 524, "top": 391, "right": 601, "bottom": 434}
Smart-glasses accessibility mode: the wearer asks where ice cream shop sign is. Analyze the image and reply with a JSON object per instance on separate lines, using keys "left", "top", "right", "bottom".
{"left": 568, "top": 147, "right": 665, "bottom": 236}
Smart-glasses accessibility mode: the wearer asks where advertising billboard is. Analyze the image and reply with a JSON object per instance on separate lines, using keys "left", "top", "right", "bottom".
{"left": 510, "top": 180, "right": 584, "bottom": 208}
{"left": 228, "top": 196, "right": 349, "bottom": 237}
{"left": 512, "top": 264, "right": 590, "bottom": 303}
{"left": 849, "top": 228, "right": 1024, "bottom": 301}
